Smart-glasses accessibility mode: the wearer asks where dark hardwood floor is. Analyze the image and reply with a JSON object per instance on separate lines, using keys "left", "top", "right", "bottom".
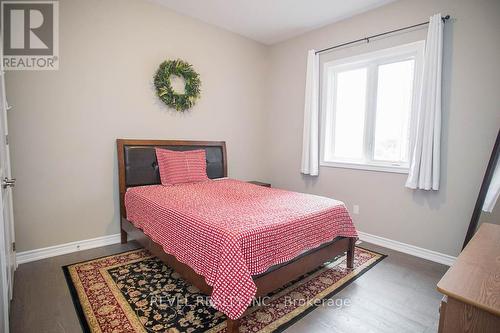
{"left": 10, "top": 241, "right": 448, "bottom": 333}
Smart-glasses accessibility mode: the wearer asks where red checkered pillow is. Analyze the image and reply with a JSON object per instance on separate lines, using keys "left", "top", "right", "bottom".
{"left": 155, "top": 148, "right": 209, "bottom": 185}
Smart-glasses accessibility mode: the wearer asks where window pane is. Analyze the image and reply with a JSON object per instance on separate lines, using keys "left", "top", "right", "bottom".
{"left": 373, "top": 60, "right": 414, "bottom": 163}
{"left": 333, "top": 68, "right": 367, "bottom": 160}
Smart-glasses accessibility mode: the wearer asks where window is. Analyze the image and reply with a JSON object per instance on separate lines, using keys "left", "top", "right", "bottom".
{"left": 321, "top": 41, "right": 424, "bottom": 173}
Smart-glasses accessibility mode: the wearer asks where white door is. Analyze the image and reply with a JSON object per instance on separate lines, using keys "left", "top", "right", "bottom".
{"left": 0, "top": 39, "right": 16, "bottom": 333}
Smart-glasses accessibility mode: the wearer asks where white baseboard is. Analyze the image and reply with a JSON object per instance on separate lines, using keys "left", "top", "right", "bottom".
{"left": 16, "top": 233, "right": 121, "bottom": 265}
{"left": 15, "top": 230, "right": 456, "bottom": 266}
{"left": 357, "top": 231, "right": 456, "bottom": 266}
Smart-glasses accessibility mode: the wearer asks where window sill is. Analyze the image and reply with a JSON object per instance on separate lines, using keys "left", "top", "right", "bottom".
{"left": 320, "top": 161, "right": 409, "bottom": 174}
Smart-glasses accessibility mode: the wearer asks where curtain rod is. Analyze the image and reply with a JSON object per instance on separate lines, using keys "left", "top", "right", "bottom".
{"left": 315, "top": 15, "right": 450, "bottom": 55}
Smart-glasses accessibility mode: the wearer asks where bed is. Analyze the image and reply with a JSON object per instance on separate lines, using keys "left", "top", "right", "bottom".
{"left": 117, "top": 139, "right": 358, "bottom": 332}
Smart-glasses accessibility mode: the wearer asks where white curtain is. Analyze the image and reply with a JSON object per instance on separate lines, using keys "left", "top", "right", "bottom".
{"left": 301, "top": 50, "right": 320, "bottom": 176}
{"left": 483, "top": 158, "right": 500, "bottom": 212}
{"left": 406, "top": 13, "right": 444, "bottom": 190}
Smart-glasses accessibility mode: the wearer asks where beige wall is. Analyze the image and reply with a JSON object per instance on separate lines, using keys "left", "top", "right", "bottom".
{"left": 6, "top": 0, "right": 268, "bottom": 251}
{"left": 264, "top": 0, "right": 500, "bottom": 256}
{"left": 7, "top": 0, "right": 500, "bottom": 256}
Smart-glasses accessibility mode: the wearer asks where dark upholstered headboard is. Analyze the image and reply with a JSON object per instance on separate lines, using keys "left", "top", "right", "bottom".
{"left": 117, "top": 139, "right": 227, "bottom": 218}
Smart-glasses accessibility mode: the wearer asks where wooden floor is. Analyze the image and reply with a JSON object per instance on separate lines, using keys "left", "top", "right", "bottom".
{"left": 10, "top": 241, "right": 448, "bottom": 333}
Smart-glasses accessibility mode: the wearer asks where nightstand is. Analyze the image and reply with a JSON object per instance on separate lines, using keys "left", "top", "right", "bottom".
{"left": 247, "top": 181, "right": 271, "bottom": 188}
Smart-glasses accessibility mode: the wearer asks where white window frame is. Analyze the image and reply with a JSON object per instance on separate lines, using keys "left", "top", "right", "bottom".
{"left": 320, "top": 41, "right": 425, "bottom": 174}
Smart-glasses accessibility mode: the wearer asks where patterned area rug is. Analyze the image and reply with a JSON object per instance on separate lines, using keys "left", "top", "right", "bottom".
{"left": 63, "top": 247, "right": 385, "bottom": 333}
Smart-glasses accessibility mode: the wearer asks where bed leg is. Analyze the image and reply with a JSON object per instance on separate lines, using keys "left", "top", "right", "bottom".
{"left": 121, "top": 229, "right": 128, "bottom": 244}
{"left": 347, "top": 237, "right": 355, "bottom": 269}
{"left": 226, "top": 318, "right": 240, "bottom": 333}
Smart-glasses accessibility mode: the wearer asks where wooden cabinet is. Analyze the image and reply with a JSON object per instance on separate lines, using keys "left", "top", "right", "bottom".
{"left": 247, "top": 181, "right": 271, "bottom": 187}
{"left": 437, "top": 223, "right": 500, "bottom": 333}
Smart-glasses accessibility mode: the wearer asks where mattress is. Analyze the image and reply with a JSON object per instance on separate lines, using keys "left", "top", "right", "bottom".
{"left": 125, "top": 178, "right": 357, "bottom": 319}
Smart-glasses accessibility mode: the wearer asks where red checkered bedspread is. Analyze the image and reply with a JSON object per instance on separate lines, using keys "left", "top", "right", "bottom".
{"left": 124, "top": 179, "right": 357, "bottom": 319}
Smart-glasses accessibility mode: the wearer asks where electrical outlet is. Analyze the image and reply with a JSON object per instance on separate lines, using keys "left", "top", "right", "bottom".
{"left": 353, "top": 205, "right": 360, "bottom": 215}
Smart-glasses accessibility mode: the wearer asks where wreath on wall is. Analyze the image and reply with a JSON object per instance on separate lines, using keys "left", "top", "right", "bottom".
{"left": 154, "top": 59, "right": 201, "bottom": 111}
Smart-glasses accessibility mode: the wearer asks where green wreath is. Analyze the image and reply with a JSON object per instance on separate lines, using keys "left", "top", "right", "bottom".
{"left": 154, "top": 59, "right": 201, "bottom": 111}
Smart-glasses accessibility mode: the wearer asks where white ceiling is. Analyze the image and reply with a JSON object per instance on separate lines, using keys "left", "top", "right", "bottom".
{"left": 153, "top": 0, "right": 396, "bottom": 45}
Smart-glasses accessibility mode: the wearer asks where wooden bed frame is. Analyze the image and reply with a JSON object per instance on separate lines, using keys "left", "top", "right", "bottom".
{"left": 117, "top": 139, "right": 355, "bottom": 332}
